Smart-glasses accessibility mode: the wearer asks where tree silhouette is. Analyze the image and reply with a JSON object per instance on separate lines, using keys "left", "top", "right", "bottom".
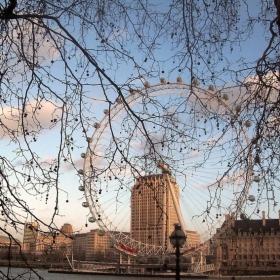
{"left": 0, "top": 0, "right": 279, "bottom": 278}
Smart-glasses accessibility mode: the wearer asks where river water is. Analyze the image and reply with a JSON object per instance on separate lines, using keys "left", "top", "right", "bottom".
{"left": 0, "top": 267, "right": 169, "bottom": 280}
{"left": 1, "top": 268, "right": 279, "bottom": 280}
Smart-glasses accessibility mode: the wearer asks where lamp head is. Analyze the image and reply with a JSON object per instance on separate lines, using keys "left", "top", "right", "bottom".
{"left": 169, "top": 224, "right": 186, "bottom": 247}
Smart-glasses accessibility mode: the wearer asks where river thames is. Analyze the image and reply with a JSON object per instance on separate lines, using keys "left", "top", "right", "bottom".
{"left": 2, "top": 267, "right": 280, "bottom": 280}
{"left": 0, "top": 267, "right": 201, "bottom": 280}
{"left": 1, "top": 267, "right": 161, "bottom": 279}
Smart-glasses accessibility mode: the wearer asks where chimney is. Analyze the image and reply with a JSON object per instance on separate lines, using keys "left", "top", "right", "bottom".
{"left": 262, "top": 211, "right": 266, "bottom": 226}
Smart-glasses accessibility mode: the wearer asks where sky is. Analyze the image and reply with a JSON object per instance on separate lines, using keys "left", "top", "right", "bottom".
{"left": 0, "top": 1, "right": 279, "bottom": 244}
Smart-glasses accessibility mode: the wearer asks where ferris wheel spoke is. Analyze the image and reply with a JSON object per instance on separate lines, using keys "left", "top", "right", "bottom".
{"left": 81, "top": 82, "right": 253, "bottom": 256}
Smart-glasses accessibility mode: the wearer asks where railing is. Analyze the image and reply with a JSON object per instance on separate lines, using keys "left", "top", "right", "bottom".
{"left": 189, "top": 263, "right": 215, "bottom": 274}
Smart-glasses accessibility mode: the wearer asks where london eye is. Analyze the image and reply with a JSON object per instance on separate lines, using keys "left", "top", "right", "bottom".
{"left": 79, "top": 79, "right": 253, "bottom": 256}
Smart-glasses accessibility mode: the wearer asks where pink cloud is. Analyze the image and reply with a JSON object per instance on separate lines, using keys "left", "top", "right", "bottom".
{"left": 0, "top": 100, "right": 62, "bottom": 139}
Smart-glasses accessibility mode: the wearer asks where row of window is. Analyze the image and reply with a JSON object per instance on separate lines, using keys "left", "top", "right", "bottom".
{"left": 224, "top": 254, "right": 280, "bottom": 260}
{"left": 228, "top": 243, "right": 280, "bottom": 248}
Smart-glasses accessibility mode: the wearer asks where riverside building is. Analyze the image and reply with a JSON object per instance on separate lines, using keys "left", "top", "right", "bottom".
{"left": 214, "top": 211, "right": 280, "bottom": 275}
{"left": 23, "top": 222, "right": 73, "bottom": 255}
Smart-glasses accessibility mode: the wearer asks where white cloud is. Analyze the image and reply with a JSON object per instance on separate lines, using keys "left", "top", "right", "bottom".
{"left": 0, "top": 100, "right": 62, "bottom": 139}
{"left": 244, "top": 71, "right": 279, "bottom": 88}
{"left": 11, "top": 20, "right": 60, "bottom": 65}
{"left": 243, "top": 71, "right": 279, "bottom": 103}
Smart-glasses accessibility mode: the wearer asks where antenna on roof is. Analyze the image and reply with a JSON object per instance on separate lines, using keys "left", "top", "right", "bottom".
{"left": 157, "top": 161, "right": 171, "bottom": 175}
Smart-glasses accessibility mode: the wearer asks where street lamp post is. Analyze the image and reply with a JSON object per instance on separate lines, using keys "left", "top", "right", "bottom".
{"left": 169, "top": 224, "right": 187, "bottom": 280}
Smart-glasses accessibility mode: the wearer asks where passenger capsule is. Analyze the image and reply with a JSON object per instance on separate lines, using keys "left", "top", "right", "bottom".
{"left": 82, "top": 202, "right": 88, "bottom": 207}
{"left": 235, "top": 104, "right": 241, "bottom": 113}
{"left": 208, "top": 84, "right": 214, "bottom": 91}
{"left": 144, "top": 81, "right": 151, "bottom": 88}
{"left": 222, "top": 93, "right": 229, "bottom": 100}
{"left": 248, "top": 195, "right": 255, "bottom": 202}
{"left": 88, "top": 217, "right": 96, "bottom": 223}
{"left": 129, "top": 89, "right": 136, "bottom": 95}
{"left": 94, "top": 123, "right": 100, "bottom": 129}
{"left": 78, "top": 169, "right": 84, "bottom": 175}
{"left": 245, "top": 120, "right": 251, "bottom": 127}
{"left": 80, "top": 153, "right": 86, "bottom": 158}
{"left": 253, "top": 176, "right": 260, "bottom": 182}
{"left": 192, "top": 78, "right": 199, "bottom": 87}
{"left": 177, "top": 77, "right": 183, "bottom": 83}
{"left": 78, "top": 185, "right": 85, "bottom": 191}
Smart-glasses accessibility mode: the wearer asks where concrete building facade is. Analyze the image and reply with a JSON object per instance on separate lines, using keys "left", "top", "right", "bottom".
{"left": 85, "top": 229, "right": 109, "bottom": 260}
{"left": 73, "top": 233, "right": 87, "bottom": 261}
{"left": 73, "top": 229, "right": 120, "bottom": 261}
{"left": 186, "top": 230, "right": 201, "bottom": 247}
{"left": 214, "top": 211, "right": 280, "bottom": 274}
{"left": 23, "top": 222, "right": 73, "bottom": 255}
{"left": 23, "top": 222, "right": 39, "bottom": 252}
{"left": 130, "top": 174, "right": 180, "bottom": 247}
{"left": 0, "top": 236, "right": 21, "bottom": 255}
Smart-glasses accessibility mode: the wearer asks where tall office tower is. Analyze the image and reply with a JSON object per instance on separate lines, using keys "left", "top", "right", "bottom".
{"left": 130, "top": 174, "right": 180, "bottom": 247}
{"left": 23, "top": 221, "right": 39, "bottom": 252}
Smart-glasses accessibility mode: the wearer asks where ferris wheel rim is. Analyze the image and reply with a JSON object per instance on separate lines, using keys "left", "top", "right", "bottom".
{"left": 81, "top": 81, "right": 253, "bottom": 256}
